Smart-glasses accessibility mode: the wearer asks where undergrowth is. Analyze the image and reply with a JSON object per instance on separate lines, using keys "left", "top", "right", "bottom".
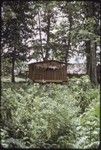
{"left": 1, "top": 75, "right": 100, "bottom": 149}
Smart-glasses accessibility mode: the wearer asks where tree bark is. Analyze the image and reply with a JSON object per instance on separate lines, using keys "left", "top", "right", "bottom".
{"left": 85, "top": 40, "right": 91, "bottom": 76}
{"left": 96, "top": 64, "right": 101, "bottom": 84}
{"left": 44, "top": 10, "right": 51, "bottom": 61}
{"left": 65, "top": 14, "right": 72, "bottom": 68}
{"left": 11, "top": 48, "right": 15, "bottom": 83}
{"left": 38, "top": 10, "right": 44, "bottom": 59}
{"left": 85, "top": 40, "right": 98, "bottom": 86}
{"left": 90, "top": 42, "right": 98, "bottom": 86}
{"left": 84, "top": 2, "right": 98, "bottom": 86}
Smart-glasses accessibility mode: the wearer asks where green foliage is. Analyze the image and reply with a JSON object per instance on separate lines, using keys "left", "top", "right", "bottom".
{"left": 1, "top": 76, "right": 100, "bottom": 149}
{"left": 67, "top": 76, "right": 100, "bottom": 148}
{"left": 68, "top": 75, "right": 99, "bottom": 113}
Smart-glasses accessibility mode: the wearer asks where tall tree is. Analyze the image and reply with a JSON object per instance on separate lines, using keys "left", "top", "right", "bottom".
{"left": 38, "top": 9, "right": 44, "bottom": 59}
{"left": 42, "top": 1, "right": 55, "bottom": 60}
{"left": 85, "top": 40, "right": 91, "bottom": 76}
{"left": 83, "top": 1, "right": 100, "bottom": 85}
{"left": 1, "top": 1, "right": 34, "bottom": 82}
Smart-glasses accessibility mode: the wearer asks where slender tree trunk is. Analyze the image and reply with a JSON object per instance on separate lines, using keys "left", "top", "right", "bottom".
{"left": 65, "top": 14, "right": 72, "bottom": 68}
{"left": 97, "top": 64, "right": 101, "bottom": 84}
{"left": 90, "top": 42, "right": 98, "bottom": 86}
{"left": 11, "top": 48, "right": 15, "bottom": 83}
{"left": 85, "top": 40, "right": 91, "bottom": 76}
{"left": 38, "top": 10, "right": 44, "bottom": 59}
{"left": 44, "top": 11, "right": 51, "bottom": 61}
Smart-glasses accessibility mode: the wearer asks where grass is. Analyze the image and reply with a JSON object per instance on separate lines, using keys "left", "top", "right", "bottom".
{"left": 1, "top": 76, "right": 27, "bottom": 83}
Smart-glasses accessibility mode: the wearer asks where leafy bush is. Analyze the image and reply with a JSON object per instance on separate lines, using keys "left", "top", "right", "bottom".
{"left": 68, "top": 75, "right": 100, "bottom": 113}
{"left": 1, "top": 76, "right": 100, "bottom": 149}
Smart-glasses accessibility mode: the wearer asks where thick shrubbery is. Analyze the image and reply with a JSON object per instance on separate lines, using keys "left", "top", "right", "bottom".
{"left": 1, "top": 76, "right": 100, "bottom": 149}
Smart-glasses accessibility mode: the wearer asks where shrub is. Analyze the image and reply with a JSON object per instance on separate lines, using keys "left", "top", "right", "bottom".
{"left": 1, "top": 76, "right": 100, "bottom": 149}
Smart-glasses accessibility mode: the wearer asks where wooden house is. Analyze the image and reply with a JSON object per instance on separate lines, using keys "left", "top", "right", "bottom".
{"left": 28, "top": 60, "right": 67, "bottom": 83}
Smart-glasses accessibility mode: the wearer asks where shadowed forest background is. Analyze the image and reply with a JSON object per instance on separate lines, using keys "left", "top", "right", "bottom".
{"left": 1, "top": 1, "right": 100, "bottom": 149}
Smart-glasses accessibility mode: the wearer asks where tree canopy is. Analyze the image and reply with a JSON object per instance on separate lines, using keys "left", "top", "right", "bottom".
{"left": 1, "top": 1, "right": 100, "bottom": 83}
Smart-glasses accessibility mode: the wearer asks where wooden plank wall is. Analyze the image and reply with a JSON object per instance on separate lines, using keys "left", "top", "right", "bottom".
{"left": 29, "top": 62, "right": 67, "bottom": 82}
{"left": 29, "top": 67, "right": 66, "bottom": 80}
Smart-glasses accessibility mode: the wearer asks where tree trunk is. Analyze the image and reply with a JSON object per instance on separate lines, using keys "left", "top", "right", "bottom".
{"left": 38, "top": 10, "right": 44, "bottom": 59}
{"left": 90, "top": 42, "right": 98, "bottom": 86}
{"left": 11, "top": 49, "right": 15, "bottom": 83}
{"left": 96, "top": 64, "right": 101, "bottom": 84}
{"left": 85, "top": 40, "right": 98, "bottom": 86}
{"left": 44, "top": 11, "right": 51, "bottom": 61}
{"left": 85, "top": 40, "right": 91, "bottom": 76}
{"left": 65, "top": 14, "right": 72, "bottom": 68}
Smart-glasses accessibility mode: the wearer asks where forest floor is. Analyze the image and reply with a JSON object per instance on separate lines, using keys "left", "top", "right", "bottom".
{"left": 1, "top": 76, "right": 27, "bottom": 82}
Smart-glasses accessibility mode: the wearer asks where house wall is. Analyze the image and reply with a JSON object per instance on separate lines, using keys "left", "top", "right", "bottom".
{"left": 28, "top": 61, "right": 67, "bottom": 82}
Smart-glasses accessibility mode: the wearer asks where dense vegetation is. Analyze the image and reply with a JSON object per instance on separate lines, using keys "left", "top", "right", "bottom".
{"left": 1, "top": 76, "right": 100, "bottom": 149}
{"left": 1, "top": 1, "right": 100, "bottom": 85}
{"left": 1, "top": 1, "right": 100, "bottom": 149}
